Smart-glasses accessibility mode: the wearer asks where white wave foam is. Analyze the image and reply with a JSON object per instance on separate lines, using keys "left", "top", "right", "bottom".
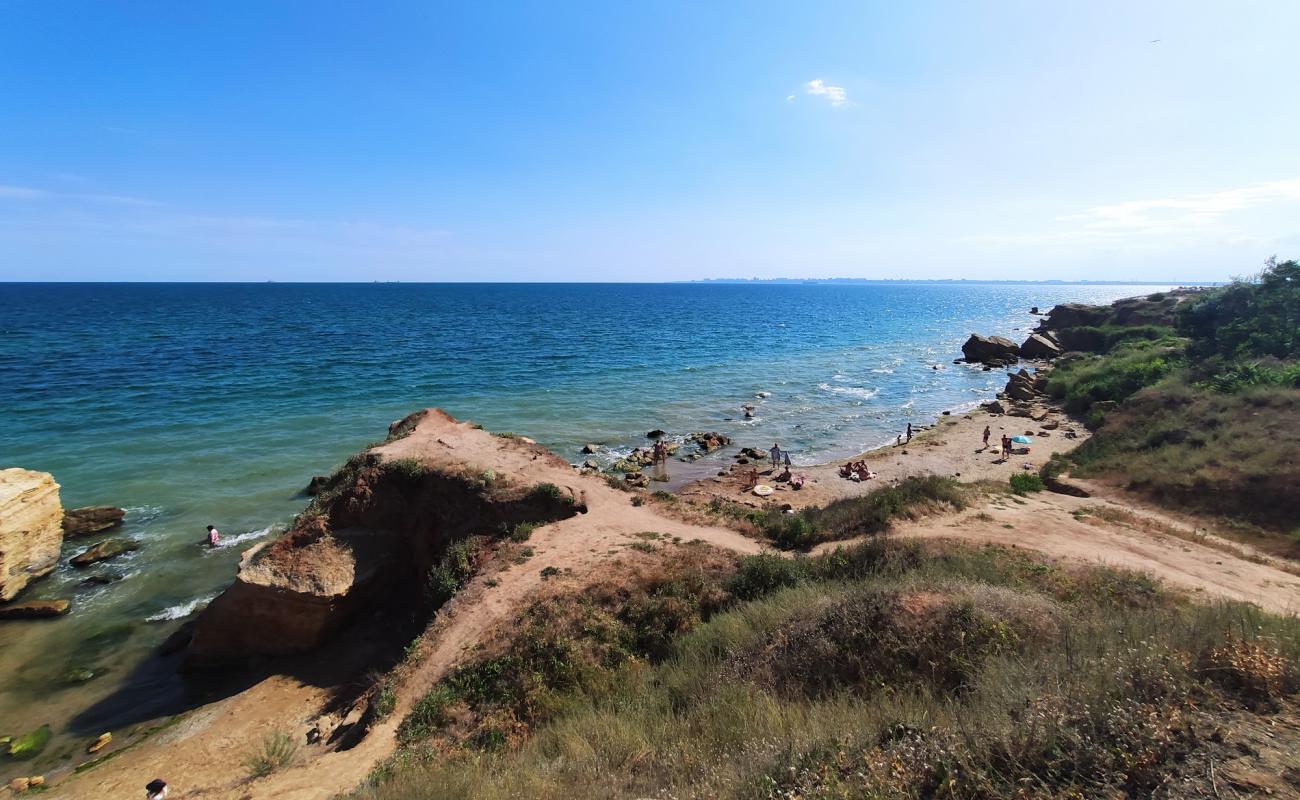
{"left": 123, "top": 505, "right": 165, "bottom": 524}
{"left": 817, "top": 383, "right": 880, "bottom": 400}
{"left": 870, "top": 368, "right": 894, "bottom": 374}
{"left": 146, "top": 594, "right": 216, "bottom": 622}
{"left": 214, "top": 524, "right": 279, "bottom": 549}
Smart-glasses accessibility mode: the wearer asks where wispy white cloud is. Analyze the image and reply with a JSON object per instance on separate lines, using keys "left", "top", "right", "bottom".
{"left": 805, "top": 79, "right": 849, "bottom": 107}
{"left": 967, "top": 178, "right": 1300, "bottom": 247}
{"left": 0, "top": 185, "right": 53, "bottom": 199}
{"left": 1057, "top": 178, "right": 1300, "bottom": 235}
{"left": 0, "top": 182, "right": 158, "bottom": 206}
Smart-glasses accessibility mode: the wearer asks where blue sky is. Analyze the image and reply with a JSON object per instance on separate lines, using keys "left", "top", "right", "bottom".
{"left": 2, "top": 1, "right": 1298, "bottom": 282}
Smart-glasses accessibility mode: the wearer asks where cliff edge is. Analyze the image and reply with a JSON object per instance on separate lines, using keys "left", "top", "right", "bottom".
{"left": 0, "top": 468, "right": 64, "bottom": 602}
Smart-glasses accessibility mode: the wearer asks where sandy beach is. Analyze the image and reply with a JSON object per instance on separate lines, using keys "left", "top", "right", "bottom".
{"left": 676, "top": 393, "right": 1085, "bottom": 510}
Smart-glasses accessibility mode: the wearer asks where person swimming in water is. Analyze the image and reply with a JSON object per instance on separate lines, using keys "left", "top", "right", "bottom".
{"left": 206, "top": 525, "right": 220, "bottom": 548}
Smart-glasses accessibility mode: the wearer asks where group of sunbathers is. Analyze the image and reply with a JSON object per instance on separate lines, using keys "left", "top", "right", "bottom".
{"left": 838, "top": 460, "right": 876, "bottom": 482}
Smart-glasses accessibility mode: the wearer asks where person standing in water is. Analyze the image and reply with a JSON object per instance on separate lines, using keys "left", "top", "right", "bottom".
{"left": 206, "top": 525, "right": 220, "bottom": 548}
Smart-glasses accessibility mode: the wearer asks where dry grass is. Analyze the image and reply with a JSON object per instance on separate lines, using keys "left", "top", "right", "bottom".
{"left": 360, "top": 539, "right": 1300, "bottom": 800}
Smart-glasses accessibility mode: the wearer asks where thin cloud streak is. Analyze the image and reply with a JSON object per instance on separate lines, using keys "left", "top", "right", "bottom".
{"left": 967, "top": 178, "right": 1300, "bottom": 247}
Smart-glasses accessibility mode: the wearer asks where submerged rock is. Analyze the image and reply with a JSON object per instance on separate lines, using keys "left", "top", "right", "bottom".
{"left": 6, "top": 724, "right": 51, "bottom": 760}
{"left": 580, "top": 443, "right": 599, "bottom": 454}
{"left": 645, "top": 429, "right": 666, "bottom": 439}
{"left": 0, "top": 469, "right": 64, "bottom": 602}
{"left": 304, "top": 475, "right": 331, "bottom": 496}
{"left": 61, "top": 666, "right": 105, "bottom": 684}
{"left": 71, "top": 539, "right": 139, "bottom": 568}
{"left": 0, "top": 599, "right": 70, "bottom": 620}
{"left": 62, "top": 506, "right": 125, "bottom": 538}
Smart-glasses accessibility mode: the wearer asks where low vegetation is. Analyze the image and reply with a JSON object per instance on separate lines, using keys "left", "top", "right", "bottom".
{"left": 244, "top": 728, "right": 299, "bottom": 778}
{"left": 1045, "top": 259, "right": 1300, "bottom": 543}
{"left": 363, "top": 538, "right": 1300, "bottom": 800}
{"left": 712, "top": 475, "right": 968, "bottom": 550}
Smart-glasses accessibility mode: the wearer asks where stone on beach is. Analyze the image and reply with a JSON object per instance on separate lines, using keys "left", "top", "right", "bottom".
{"left": 0, "top": 469, "right": 64, "bottom": 602}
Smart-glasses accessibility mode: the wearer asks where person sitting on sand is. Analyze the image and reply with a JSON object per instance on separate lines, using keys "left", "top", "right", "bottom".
{"left": 791, "top": 473, "right": 806, "bottom": 490}
{"left": 839, "top": 463, "right": 853, "bottom": 478}
{"left": 775, "top": 466, "right": 792, "bottom": 483}
{"left": 982, "top": 426, "right": 991, "bottom": 449}
{"left": 206, "top": 525, "right": 219, "bottom": 548}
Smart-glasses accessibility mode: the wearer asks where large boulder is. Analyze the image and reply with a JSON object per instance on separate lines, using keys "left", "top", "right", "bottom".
{"left": 961, "top": 334, "right": 1019, "bottom": 365}
{"left": 0, "top": 469, "right": 64, "bottom": 602}
{"left": 62, "top": 506, "right": 125, "bottom": 538}
{"left": 1003, "top": 369, "right": 1040, "bottom": 402}
{"left": 1019, "top": 333, "right": 1062, "bottom": 360}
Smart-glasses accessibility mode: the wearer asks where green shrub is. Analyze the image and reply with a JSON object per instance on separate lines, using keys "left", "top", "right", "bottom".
{"left": 244, "top": 729, "right": 298, "bottom": 778}
{"left": 509, "top": 522, "right": 536, "bottom": 543}
{"left": 727, "top": 552, "right": 809, "bottom": 600}
{"left": 427, "top": 539, "right": 479, "bottom": 607}
{"left": 1009, "top": 472, "right": 1045, "bottom": 494}
{"left": 529, "top": 482, "right": 571, "bottom": 504}
{"left": 1046, "top": 340, "right": 1184, "bottom": 413}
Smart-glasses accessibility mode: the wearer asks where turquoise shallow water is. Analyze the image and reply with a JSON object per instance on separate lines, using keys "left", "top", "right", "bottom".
{"left": 0, "top": 281, "right": 1170, "bottom": 771}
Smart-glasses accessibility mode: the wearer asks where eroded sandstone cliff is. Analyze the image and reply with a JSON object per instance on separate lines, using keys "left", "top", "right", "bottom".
{"left": 0, "top": 468, "right": 64, "bottom": 602}
{"left": 185, "top": 409, "right": 584, "bottom": 666}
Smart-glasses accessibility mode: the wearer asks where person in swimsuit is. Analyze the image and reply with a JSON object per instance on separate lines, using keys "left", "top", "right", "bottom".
{"left": 206, "top": 525, "right": 220, "bottom": 548}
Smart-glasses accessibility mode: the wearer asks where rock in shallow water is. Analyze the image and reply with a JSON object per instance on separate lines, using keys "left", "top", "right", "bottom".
{"left": 0, "top": 599, "right": 71, "bottom": 620}
{"left": 61, "top": 505, "right": 125, "bottom": 538}
{"left": 71, "top": 538, "right": 140, "bottom": 568}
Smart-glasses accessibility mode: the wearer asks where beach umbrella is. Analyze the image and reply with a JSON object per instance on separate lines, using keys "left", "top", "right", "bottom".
{"left": 1011, "top": 435, "right": 1033, "bottom": 445}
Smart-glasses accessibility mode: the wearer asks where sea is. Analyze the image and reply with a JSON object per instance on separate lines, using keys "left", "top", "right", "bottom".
{"left": 0, "top": 281, "right": 1173, "bottom": 772}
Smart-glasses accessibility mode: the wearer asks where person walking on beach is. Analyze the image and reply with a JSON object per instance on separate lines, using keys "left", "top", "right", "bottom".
{"left": 206, "top": 525, "right": 220, "bottom": 548}
{"left": 769, "top": 443, "right": 782, "bottom": 470}
{"left": 982, "top": 426, "right": 991, "bottom": 449}
{"left": 1000, "top": 435, "right": 1011, "bottom": 461}
{"left": 905, "top": 423, "right": 913, "bottom": 443}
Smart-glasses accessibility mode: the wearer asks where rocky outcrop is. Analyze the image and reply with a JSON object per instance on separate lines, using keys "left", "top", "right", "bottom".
{"left": 1003, "top": 369, "right": 1041, "bottom": 402}
{"left": 0, "top": 469, "right": 64, "bottom": 602}
{"left": 0, "top": 599, "right": 70, "bottom": 619}
{"left": 687, "top": 431, "right": 731, "bottom": 453}
{"left": 961, "top": 334, "right": 1019, "bottom": 366}
{"left": 1019, "top": 333, "right": 1062, "bottom": 360}
{"left": 62, "top": 506, "right": 124, "bottom": 538}
{"left": 185, "top": 409, "right": 584, "bottom": 666}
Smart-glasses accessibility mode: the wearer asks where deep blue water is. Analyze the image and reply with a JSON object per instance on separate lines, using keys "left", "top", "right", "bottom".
{"left": 0, "top": 281, "right": 1169, "bottom": 765}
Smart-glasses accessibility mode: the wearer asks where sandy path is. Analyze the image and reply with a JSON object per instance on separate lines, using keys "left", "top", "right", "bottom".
{"left": 875, "top": 490, "right": 1300, "bottom": 615}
